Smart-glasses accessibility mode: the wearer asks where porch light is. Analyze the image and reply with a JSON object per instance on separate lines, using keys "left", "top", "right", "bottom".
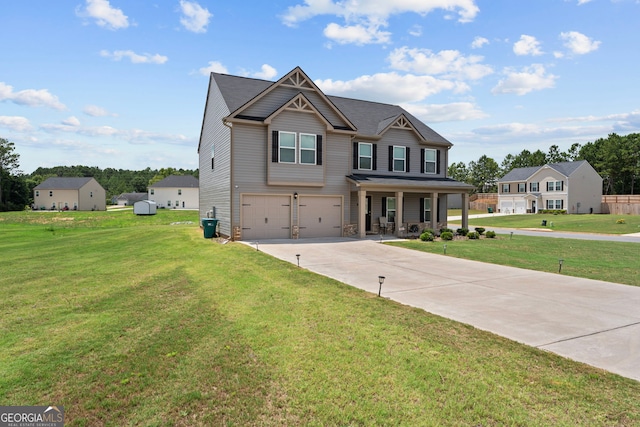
{"left": 296, "top": 254, "right": 300, "bottom": 267}
{"left": 294, "top": 192, "right": 298, "bottom": 199}
{"left": 378, "top": 276, "right": 385, "bottom": 297}
{"left": 558, "top": 258, "right": 564, "bottom": 273}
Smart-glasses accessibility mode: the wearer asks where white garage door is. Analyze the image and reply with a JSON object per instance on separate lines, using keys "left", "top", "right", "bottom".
{"left": 298, "top": 196, "right": 342, "bottom": 238}
{"left": 514, "top": 201, "right": 526, "bottom": 214}
{"left": 241, "top": 195, "right": 291, "bottom": 240}
{"left": 500, "top": 201, "right": 512, "bottom": 214}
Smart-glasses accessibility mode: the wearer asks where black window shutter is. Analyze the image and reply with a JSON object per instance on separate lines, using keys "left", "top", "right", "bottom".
{"left": 437, "top": 198, "right": 440, "bottom": 222}
{"left": 437, "top": 150, "right": 441, "bottom": 174}
{"left": 420, "top": 149, "right": 425, "bottom": 173}
{"left": 388, "top": 146, "right": 393, "bottom": 171}
{"left": 561, "top": 199, "right": 564, "bottom": 209}
{"left": 317, "top": 135, "right": 323, "bottom": 165}
{"left": 561, "top": 181, "right": 564, "bottom": 191}
{"left": 419, "top": 198, "right": 424, "bottom": 222}
{"left": 529, "top": 182, "right": 531, "bottom": 192}
{"left": 353, "top": 142, "right": 358, "bottom": 169}
{"left": 406, "top": 147, "right": 410, "bottom": 173}
{"left": 382, "top": 197, "right": 387, "bottom": 216}
{"left": 272, "top": 131, "right": 279, "bottom": 163}
{"left": 372, "top": 144, "right": 377, "bottom": 170}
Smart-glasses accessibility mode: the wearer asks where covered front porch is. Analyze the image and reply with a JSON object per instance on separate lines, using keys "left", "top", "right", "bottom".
{"left": 347, "top": 174, "right": 474, "bottom": 239}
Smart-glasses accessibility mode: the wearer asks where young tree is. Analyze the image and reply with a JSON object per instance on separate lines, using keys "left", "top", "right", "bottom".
{"left": 0, "top": 138, "right": 21, "bottom": 211}
{"left": 468, "top": 155, "right": 500, "bottom": 193}
{"left": 448, "top": 161, "right": 469, "bottom": 183}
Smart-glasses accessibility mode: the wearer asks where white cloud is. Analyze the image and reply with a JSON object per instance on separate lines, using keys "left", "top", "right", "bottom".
{"left": 471, "top": 36, "right": 489, "bottom": 49}
{"left": 560, "top": 31, "right": 601, "bottom": 55}
{"left": 39, "top": 121, "right": 193, "bottom": 145}
{"left": 62, "top": 116, "right": 81, "bottom": 126}
{"left": 323, "top": 22, "right": 391, "bottom": 45}
{"left": 388, "top": 46, "right": 493, "bottom": 80}
{"left": 76, "top": 0, "right": 129, "bottom": 30}
{"left": 492, "top": 64, "right": 557, "bottom": 95}
{"left": 316, "top": 72, "right": 469, "bottom": 104}
{"left": 100, "top": 50, "right": 168, "bottom": 64}
{"left": 252, "top": 64, "right": 278, "bottom": 80}
{"left": 0, "top": 82, "right": 66, "bottom": 110}
{"left": 198, "top": 61, "right": 228, "bottom": 76}
{"left": 402, "top": 102, "right": 488, "bottom": 123}
{"left": 179, "top": 0, "right": 212, "bottom": 33}
{"left": 0, "top": 116, "right": 32, "bottom": 132}
{"left": 83, "top": 105, "right": 116, "bottom": 117}
{"left": 577, "top": 0, "right": 593, "bottom": 5}
{"left": 408, "top": 25, "right": 422, "bottom": 37}
{"left": 513, "top": 35, "right": 543, "bottom": 56}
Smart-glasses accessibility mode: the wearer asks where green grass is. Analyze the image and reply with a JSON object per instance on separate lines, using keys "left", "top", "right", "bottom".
{"left": 447, "top": 208, "right": 484, "bottom": 217}
{"left": 458, "top": 213, "right": 640, "bottom": 235}
{"left": 389, "top": 235, "right": 640, "bottom": 287}
{"left": 2, "top": 210, "right": 640, "bottom": 426}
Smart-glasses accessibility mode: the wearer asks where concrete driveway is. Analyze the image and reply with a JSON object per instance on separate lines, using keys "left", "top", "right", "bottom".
{"left": 245, "top": 237, "right": 640, "bottom": 382}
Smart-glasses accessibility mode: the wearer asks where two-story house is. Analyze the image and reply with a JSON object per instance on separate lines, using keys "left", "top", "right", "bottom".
{"left": 33, "top": 177, "right": 106, "bottom": 211}
{"left": 198, "top": 67, "right": 473, "bottom": 240}
{"left": 148, "top": 175, "right": 199, "bottom": 209}
{"left": 497, "top": 160, "right": 602, "bottom": 214}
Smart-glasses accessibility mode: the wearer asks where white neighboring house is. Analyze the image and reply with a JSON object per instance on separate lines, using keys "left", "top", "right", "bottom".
{"left": 497, "top": 160, "right": 602, "bottom": 214}
{"left": 148, "top": 175, "right": 199, "bottom": 209}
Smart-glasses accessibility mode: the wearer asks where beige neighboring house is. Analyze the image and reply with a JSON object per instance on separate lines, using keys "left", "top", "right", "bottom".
{"left": 497, "top": 160, "right": 603, "bottom": 214}
{"left": 33, "top": 177, "right": 106, "bottom": 211}
{"left": 148, "top": 175, "right": 199, "bottom": 209}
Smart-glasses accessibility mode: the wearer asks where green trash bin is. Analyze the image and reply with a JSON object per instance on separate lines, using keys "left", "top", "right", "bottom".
{"left": 487, "top": 207, "right": 493, "bottom": 213}
{"left": 202, "top": 218, "right": 218, "bottom": 238}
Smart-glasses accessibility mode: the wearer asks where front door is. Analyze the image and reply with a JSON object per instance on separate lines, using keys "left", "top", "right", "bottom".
{"left": 531, "top": 201, "right": 536, "bottom": 213}
{"left": 365, "top": 196, "right": 372, "bottom": 231}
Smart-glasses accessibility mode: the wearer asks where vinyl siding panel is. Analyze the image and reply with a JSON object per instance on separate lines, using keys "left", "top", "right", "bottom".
{"left": 199, "top": 77, "right": 232, "bottom": 236}
{"left": 566, "top": 162, "right": 603, "bottom": 214}
{"left": 78, "top": 179, "right": 106, "bottom": 211}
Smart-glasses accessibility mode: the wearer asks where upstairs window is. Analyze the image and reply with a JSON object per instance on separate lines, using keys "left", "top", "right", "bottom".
{"left": 299, "top": 134, "right": 317, "bottom": 165}
{"left": 502, "top": 184, "right": 510, "bottom": 193}
{"left": 392, "top": 146, "right": 406, "bottom": 172}
{"left": 423, "top": 149, "right": 437, "bottom": 174}
{"left": 547, "top": 181, "right": 563, "bottom": 191}
{"left": 178, "top": 189, "right": 182, "bottom": 195}
{"left": 150, "top": 189, "right": 154, "bottom": 195}
{"left": 518, "top": 183, "right": 526, "bottom": 192}
{"left": 278, "top": 131, "right": 296, "bottom": 163}
{"left": 36, "top": 191, "right": 39, "bottom": 197}
{"left": 358, "top": 142, "right": 373, "bottom": 170}
{"left": 49, "top": 191, "right": 53, "bottom": 197}
{"left": 530, "top": 182, "right": 539, "bottom": 192}
{"left": 211, "top": 144, "right": 215, "bottom": 170}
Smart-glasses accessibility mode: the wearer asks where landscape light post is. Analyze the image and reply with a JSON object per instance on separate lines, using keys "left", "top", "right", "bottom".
{"left": 296, "top": 254, "right": 300, "bottom": 267}
{"left": 378, "top": 276, "right": 385, "bottom": 297}
{"left": 443, "top": 244, "right": 447, "bottom": 255}
{"left": 558, "top": 258, "right": 564, "bottom": 273}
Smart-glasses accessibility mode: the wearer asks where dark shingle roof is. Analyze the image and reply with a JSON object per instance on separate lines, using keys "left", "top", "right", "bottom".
{"left": 211, "top": 71, "right": 451, "bottom": 145}
{"left": 117, "top": 192, "right": 148, "bottom": 202}
{"left": 499, "top": 160, "right": 589, "bottom": 182}
{"left": 34, "top": 177, "right": 95, "bottom": 190}
{"left": 150, "top": 175, "right": 199, "bottom": 188}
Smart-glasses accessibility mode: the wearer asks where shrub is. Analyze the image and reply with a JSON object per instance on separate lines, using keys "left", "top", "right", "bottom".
{"left": 474, "top": 227, "right": 486, "bottom": 235}
{"left": 485, "top": 230, "right": 496, "bottom": 238}
{"left": 616, "top": 218, "right": 626, "bottom": 224}
{"left": 467, "top": 231, "right": 479, "bottom": 240}
{"left": 420, "top": 231, "right": 435, "bottom": 242}
{"left": 422, "top": 228, "right": 435, "bottom": 237}
{"left": 440, "top": 227, "right": 453, "bottom": 235}
{"left": 440, "top": 231, "right": 453, "bottom": 241}
{"left": 456, "top": 228, "right": 469, "bottom": 236}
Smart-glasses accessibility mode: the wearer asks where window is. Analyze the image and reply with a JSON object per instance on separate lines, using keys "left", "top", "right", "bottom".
{"left": 547, "top": 199, "right": 563, "bottom": 210}
{"left": 299, "top": 133, "right": 317, "bottom": 165}
{"left": 278, "top": 131, "right": 296, "bottom": 163}
{"left": 423, "top": 198, "right": 431, "bottom": 222}
{"left": 176, "top": 200, "right": 179, "bottom": 207}
{"left": 35, "top": 191, "right": 39, "bottom": 197}
{"left": 358, "top": 142, "right": 373, "bottom": 170}
{"left": 547, "top": 181, "right": 563, "bottom": 191}
{"left": 393, "top": 146, "right": 406, "bottom": 172}
{"left": 424, "top": 149, "right": 437, "bottom": 174}
{"left": 502, "top": 184, "right": 510, "bottom": 193}
{"left": 518, "top": 183, "right": 526, "bottom": 193}
{"left": 49, "top": 191, "right": 53, "bottom": 197}
{"left": 386, "top": 197, "right": 396, "bottom": 222}
{"left": 90, "top": 191, "right": 93, "bottom": 198}
{"left": 178, "top": 189, "right": 182, "bottom": 195}
{"left": 211, "top": 144, "right": 215, "bottom": 170}
{"left": 530, "top": 182, "right": 539, "bottom": 192}
{"left": 150, "top": 189, "right": 154, "bottom": 195}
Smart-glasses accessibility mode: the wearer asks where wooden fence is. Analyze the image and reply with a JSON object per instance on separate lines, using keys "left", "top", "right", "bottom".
{"left": 601, "top": 195, "right": 640, "bottom": 215}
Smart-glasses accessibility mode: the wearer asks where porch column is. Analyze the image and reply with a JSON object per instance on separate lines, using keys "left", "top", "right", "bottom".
{"left": 431, "top": 192, "right": 438, "bottom": 231}
{"left": 395, "top": 191, "right": 403, "bottom": 237}
{"left": 358, "top": 189, "right": 367, "bottom": 238}
{"left": 461, "top": 192, "right": 469, "bottom": 230}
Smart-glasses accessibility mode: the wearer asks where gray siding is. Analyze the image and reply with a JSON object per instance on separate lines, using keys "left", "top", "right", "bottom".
{"left": 199, "top": 77, "right": 232, "bottom": 236}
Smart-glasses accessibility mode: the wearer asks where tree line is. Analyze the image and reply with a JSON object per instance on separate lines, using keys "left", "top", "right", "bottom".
{"left": 448, "top": 133, "right": 640, "bottom": 195}
{"left": 0, "top": 137, "right": 197, "bottom": 211}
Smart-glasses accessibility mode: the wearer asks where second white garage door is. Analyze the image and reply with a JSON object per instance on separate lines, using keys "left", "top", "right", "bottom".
{"left": 241, "top": 195, "right": 291, "bottom": 240}
{"left": 298, "top": 196, "right": 342, "bottom": 238}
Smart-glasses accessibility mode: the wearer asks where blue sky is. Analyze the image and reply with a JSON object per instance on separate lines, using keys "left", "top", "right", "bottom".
{"left": 2, "top": 0, "right": 639, "bottom": 174}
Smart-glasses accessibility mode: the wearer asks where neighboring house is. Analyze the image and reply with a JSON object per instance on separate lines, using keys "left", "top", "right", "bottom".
{"left": 33, "top": 177, "right": 106, "bottom": 211}
{"left": 148, "top": 175, "right": 199, "bottom": 209}
{"left": 497, "top": 160, "right": 602, "bottom": 214}
{"left": 197, "top": 67, "right": 473, "bottom": 240}
{"left": 116, "top": 192, "right": 148, "bottom": 206}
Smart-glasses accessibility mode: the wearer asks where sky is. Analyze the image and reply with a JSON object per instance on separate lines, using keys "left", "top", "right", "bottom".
{"left": 2, "top": 0, "right": 640, "bottom": 174}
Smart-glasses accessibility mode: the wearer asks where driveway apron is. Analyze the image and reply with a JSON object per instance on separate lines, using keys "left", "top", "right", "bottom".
{"left": 246, "top": 237, "right": 640, "bottom": 382}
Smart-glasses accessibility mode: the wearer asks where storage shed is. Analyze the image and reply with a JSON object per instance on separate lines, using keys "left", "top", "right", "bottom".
{"left": 134, "top": 200, "right": 157, "bottom": 215}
